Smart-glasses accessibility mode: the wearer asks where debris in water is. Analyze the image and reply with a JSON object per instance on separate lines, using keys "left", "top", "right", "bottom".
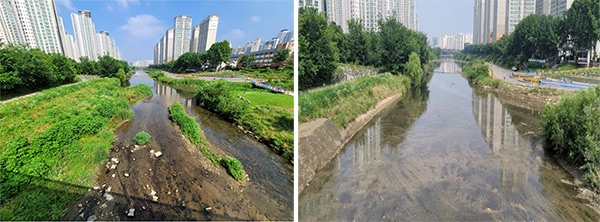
{"left": 205, "top": 207, "right": 212, "bottom": 211}
{"left": 111, "top": 158, "right": 119, "bottom": 164}
{"left": 86, "top": 215, "right": 97, "bottom": 221}
{"left": 111, "top": 174, "right": 115, "bottom": 178}
{"left": 104, "top": 193, "right": 114, "bottom": 201}
{"left": 127, "top": 208, "right": 135, "bottom": 217}
{"left": 78, "top": 203, "right": 83, "bottom": 208}
{"left": 154, "top": 151, "right": 163, "bottom": 158}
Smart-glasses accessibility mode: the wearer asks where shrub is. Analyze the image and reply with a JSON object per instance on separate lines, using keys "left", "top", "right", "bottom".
{"left": 542, "top": 87, "right": 600, "bottom": 188}
{"left": 222, "top": 157, "right": 245, "bottom": 180}
{"left": 133, "top": 131, "right": 151, "bottom": 145}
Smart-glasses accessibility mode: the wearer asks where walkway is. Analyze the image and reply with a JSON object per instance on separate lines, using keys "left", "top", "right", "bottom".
{"left": 486, "top": 63, "right": 576, "bottom": 90}
{"left": 164, "top": 71, "right": 255, "bottom": 83}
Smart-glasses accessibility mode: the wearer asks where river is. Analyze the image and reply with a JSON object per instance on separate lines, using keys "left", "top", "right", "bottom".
{"left": 298, "top": 61, "right": 600, "bottom": 221}
{"left": 65, "top": 70, "right": 292, "bottom": 220}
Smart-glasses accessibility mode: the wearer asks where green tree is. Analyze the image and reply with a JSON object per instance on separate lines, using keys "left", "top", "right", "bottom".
{"left": 239, "top": 54, "right": 255, "bottom": 69}
{"left": 272, "top": 49, "right": 291, "bottom": 69}
{"left": 171, "top": 52, "right": 203, "bottom": 73}
{"left": 507, "top": 14, "right": 558, "bottom": 64}
{"left": 116, "top": 68, "right": 127, "bottom": 86}
{"left": 49, "top": 53, "right": 77, "bottom": 85}
{"left": 405, "top": 52, "right": 423, "bottom": 87}
{"left": 206, "top": 40, "right": 232, "bottom": 71}
{"left": 562, "top": 0, "right": 600, "bottom": 64}
{"left": 347, "top": 19, "right": 368, "bottom": 64}
{"left": 299, "top": 7, "right": 339, "bottom": 90}
{"left": 379, "top": 18, "right": 412, "bottom": 74}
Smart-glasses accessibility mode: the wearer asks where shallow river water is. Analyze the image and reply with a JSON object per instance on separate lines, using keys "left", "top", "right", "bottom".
{"left": 299, "top": 61, "right": 600, "bottom": 221}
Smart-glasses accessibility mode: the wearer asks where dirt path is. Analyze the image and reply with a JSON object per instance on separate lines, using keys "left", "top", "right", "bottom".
{"left": 164, "top": 71, "right": 254, "bottom": 83}
{"left": 487, "top": 63, "right": 576, "bottom": 91}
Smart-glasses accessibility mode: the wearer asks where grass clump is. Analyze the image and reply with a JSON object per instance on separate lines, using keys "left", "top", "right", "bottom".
{"left": 542, "top": 86, "right": 600, "bottom": 188}
{"left": 169, "top": 103, "right": 245, "bottom": 180}
{"left": 299, "top": 73, "right": 410, "bottom": 128}
{"left": 0, "top": 78, "right": 152, "bottom": 220}
{"left": 133, "top": 132, "right": 151, "bottom": 145}
{"left": 222, "top": 157, "right": 245, "bottom": 180}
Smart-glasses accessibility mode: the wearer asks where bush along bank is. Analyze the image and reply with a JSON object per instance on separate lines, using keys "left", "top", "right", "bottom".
{"left": 461, "top": 59, "right": 565, "bottom": 109}
{"left": 542, "top": 87, "right": 600, "bottom": 189}
{"left": 169, "top": 103, "right": 245, "bottom": 180}
{"left": 0, "top": 78, "right": 152, "bottom": 220}
{"left": 299, "top": 73, "right": 411, "bottom": 128}
{"left": 148, "top": 70, "right": 293, "bottom": 162}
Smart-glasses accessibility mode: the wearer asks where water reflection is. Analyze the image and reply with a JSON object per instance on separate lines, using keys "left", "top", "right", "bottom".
{"left": 299, "top": 71, "right": 600, "bottom": 221}
{"left": 153, "top": 83, "right": 196, "bottom": 108}
{"left": 436, "top": 61, "right": 462, "bottom": 73}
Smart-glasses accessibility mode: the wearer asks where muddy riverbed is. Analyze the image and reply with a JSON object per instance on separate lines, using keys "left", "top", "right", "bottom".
{"left": 299, "top": 61, "right": 600, "bottom": 221}
{"left": 63, "top": 70, "right": 292, "bottom": 220}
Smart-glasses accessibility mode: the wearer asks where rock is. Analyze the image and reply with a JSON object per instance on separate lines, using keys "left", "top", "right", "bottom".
{"left": 104, "top": 193, "right": 114, "bottom": 201}
{"left": 79, "top": 212, "right": 85, "bottom": 218}
{"left": 78, "top": 203, "right": 83, "bottom": 208}
{"left": 154, "top": 151, "right": 163, "bottom": 158}
{"left": 127, "top": 208, "right": 135, "bottom": 217}
{"left": 135, "top": 145, "right": 139, "bottom": 148}
{"left": 110, "top": 164, "right": 117, "bottom": 170}
{"left": 111, "top": 174, "right": 115, "bottom": 178}
{"left": 150, "top": 190, "right": 157, "bottom": 196}
{"left": 124, "top": 173, "right": 130, "bottom": 178}
{"left": 150, "top": 149, "right": 155, "bottom": 154}
{"left": 93, "top": 186, "right": 100, "bottom": 190}
{"left": 111, "top": 158, "right": 119, "bottom": 164}
{"left": 133, "top": 157, "right": 135, "bottom": 161}
{"left": 142, "top": 206, "right": 146, "bottom": 210}
{"left": 87, "top": 215, "right": 97, "bottom": 221}
{"left": 100, "top": 203, "right": 107, "bottom": 208}
{"left": 205, "top": 207, "right": 212, "bottom": 211}
{"left": 152, "top": 195, "right": 159, "bottom": 201}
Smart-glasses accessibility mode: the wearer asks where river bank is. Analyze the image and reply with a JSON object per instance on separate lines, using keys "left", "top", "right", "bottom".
{"left": 0, "top": 78, "right": 152, "bottom": 220}
{"left": 299, "top": 73, "right": 412, "bottom": 193}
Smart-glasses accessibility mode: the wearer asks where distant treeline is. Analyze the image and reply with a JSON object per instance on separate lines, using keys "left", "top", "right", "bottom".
{"left": 459, "top": 0, "right": 600, "bottom": 67}
{"left": 299, "top": 7, "right": 435, "bottom": 91}
{"left": 0, "top": 43, "right": 133, "bottom": 93}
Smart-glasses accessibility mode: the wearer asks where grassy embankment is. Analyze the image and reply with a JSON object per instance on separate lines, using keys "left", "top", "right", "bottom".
{"left": 461, "top": 59, "right": 566, "bottom": 108}
{"left": 147, "top": 70, "right": 293, "bottom": 161}
{"left": 169, "top": 103, "right": 245, "bottom": 180}
{"left": 542, "top": 86, "right": 600, "bottom": 189}
{"left": 239, "top": 67, "right": 294, "bottom": 91}
{"left": 0, "top": 78, "right": 152, "bottom": 220}
{"left": 299, "top": 72, "right": 410, "bottom": 128}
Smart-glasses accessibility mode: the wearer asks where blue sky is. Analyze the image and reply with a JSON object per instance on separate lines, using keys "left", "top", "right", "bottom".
{"left": 54, "top": 0, "right": 294, "bottom": 62}
{"left": 416, "top": 0, "right": 473, "bottom": 38}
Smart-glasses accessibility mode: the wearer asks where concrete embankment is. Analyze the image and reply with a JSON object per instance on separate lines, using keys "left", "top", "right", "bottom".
{"left": 298, "top": 94, "right": 402, "bottom": 193}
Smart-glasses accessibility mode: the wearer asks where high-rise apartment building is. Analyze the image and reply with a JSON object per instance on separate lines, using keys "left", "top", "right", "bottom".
{"left": 0, "top": 0, "right": 63, "bottom": 54}
{"left": 435, "top": 33, "right": 474, "bottom": 50}
{"left": 550, "top": 0, "right": 573, "bottom": 16}
{"left": 190, "top": 14, "right": 218, "bottom": 53}
{"left": 322, "top": 0, "right": 417, "bottom": 33}
{"left": 165, "top": 28, "right": 174, "bottom": 63}
{"left": 173, "top": 15, "right": 192, "bottom": 60}
{"left": 71, "top": 10, "right": 97, "bottom": 59}
{"left": 299, "top": 0, "right": 323, "bottom": 11}
{"left": 507, "top": 0, "right": 536, "bottom": 33}
{"left": 473, "top": 0, "right": 536, "bottom": 44}
{"left": 535, "top": 0, "right": 551, "bottom": 15}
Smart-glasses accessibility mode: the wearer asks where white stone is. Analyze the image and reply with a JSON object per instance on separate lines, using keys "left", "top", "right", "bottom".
{"left": 124, "top": 173, "right": 130, "bottom": 178}
{"left": 87, "top": 215, "right": 97, "bottom": 221}
{"left": 111, "top": 174, "right": 115, "bottom": 178}
{"left": 154, "top": 151, "right": 163, "bottom": 158}
{"left": 127, "top": 208, "right": 135, "bottom": 217}
{"left": 111, "top": 158, "right": 119, "bottom": 164}
{"left": 110, "top": 164, "right": 117, "bottom": 170}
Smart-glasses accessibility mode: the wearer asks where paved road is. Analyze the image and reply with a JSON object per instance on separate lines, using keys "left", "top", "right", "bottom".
{"left": 486, "top": 63, "right": 577, "bottom": 90}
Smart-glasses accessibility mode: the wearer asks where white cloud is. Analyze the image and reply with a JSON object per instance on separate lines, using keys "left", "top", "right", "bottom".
{"left": 249, "top": 16, "right": 262, "bottom": 22}
{"left": 119, "top": 14, "right": 166, "bottom": 38}
{"left": 55, "top": 0, "right": 76, "bottom": 11}
{"left": 116, "top": 0, "right": 139, "bottom": 10}
{"left": 224, "top": 29, "right": 245, "bottom": 40}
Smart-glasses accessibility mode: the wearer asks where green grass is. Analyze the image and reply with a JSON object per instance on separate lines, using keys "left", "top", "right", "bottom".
{"left": 0, "top": 78, "right": 152, "bottom": 220}
{"left": 169, "top": 103, "right": 245, "bottom": 180}
{"left": 133, "top": 131, "right": 151, "bottom": 145}
{"left": 149, "top": 70, "right": 294, "bottom": 162}
{"left": 299, "top": 73, "right": 410, "bottom": 128}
